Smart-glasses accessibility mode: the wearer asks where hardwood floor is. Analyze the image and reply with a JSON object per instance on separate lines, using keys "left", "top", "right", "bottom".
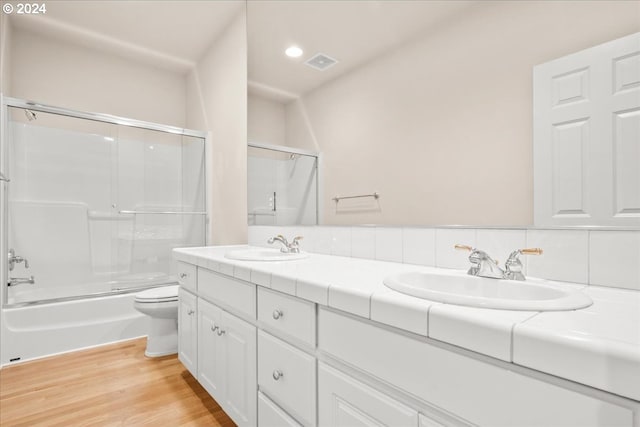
{"left": 0, "top": 338, "right": 236, "bottom": 426}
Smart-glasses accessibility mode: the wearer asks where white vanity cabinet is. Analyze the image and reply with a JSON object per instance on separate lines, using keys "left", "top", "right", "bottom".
{"left": 176, "top": 255, "right": 639, "bottom": 427}
{"left": 258, "top": 391, "right": 303, "bottom": 427}
{"left": 198, "top": 297, "right": 257, "bottom": 426}
{"left": 318, "top": 307, "right": 635, "bottom": 427}
{"left": 258, "top": 330, "right": 316, "bottom": 426}
{"left": 178, "top": 287, "right": 197, "bottom": 377}
{"left": 318, "top": 363, "right": 420, "bottom": 427}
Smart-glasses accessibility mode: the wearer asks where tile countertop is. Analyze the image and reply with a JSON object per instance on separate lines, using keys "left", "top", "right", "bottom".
{"left": 173, "top": 245, "right": 640, "bottom": 402}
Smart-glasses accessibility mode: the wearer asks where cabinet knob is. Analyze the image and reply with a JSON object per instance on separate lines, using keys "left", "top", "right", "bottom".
{"left": 179, "top": 273, "right": 188, "bottom": 279}
{"left": 217, "top": 328, "right": 226, "bottom": 336}
{"left": 211, "top": 325, "right": 218, "bottom": 333}
{"left": 187, "top": 309, "right": 194, "bottom": 315}
{"left": 272, "top": 370, "right": 283, "bottom": 381}
{"left": 272, "top": 309, "right": 284, "bottom": 320}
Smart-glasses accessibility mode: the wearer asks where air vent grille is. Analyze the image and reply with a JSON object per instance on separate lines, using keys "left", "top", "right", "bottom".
{"left": 305, "top": 53, "right": 338, "bottom": 71}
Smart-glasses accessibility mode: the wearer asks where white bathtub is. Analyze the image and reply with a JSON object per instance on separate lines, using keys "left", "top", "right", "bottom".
{"left": 1, "top": 292, "right": 148, "bottom": 366}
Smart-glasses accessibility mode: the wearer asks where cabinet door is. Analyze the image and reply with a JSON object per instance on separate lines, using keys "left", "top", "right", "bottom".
{"left": 318, "top": 362, "right": 418, "bottom": 427}
{"left": 197, "top": 298, "right": 224, "bottom": 401}
{"left": 220, "top": 310, "right": 257, "bottom": 427}
{"left": 178, "top": 288, "right": 197, "bottom": 376}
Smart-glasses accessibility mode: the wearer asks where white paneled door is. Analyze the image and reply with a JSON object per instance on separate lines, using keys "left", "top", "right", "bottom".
{"left": 534, "top": 32, "right": 640, "bottom": 226}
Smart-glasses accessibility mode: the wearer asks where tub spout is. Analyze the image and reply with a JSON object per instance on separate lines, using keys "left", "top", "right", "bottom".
{"left": 8, "top": 276, "right": 35, "bottom": 286}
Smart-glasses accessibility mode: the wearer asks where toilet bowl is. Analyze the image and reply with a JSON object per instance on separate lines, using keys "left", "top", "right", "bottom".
{"left": 133, "top": 285, "right": 179, "bottom": 357}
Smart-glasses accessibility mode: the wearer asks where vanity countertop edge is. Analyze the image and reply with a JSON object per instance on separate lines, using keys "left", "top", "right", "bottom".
{"left": 173, "top": 245, "right": 640, "bottom": 402}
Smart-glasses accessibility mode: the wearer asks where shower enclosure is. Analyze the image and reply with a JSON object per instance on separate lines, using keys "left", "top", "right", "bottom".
{"left": 247, "top": 142, "right": 319, "bottom": 226}
{"left": 1, "top": 97, "right": 208, "bottom": 307}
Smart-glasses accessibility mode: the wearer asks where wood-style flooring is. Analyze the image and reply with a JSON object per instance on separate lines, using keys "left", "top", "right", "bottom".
{"left": 0, "top": 338, "right": 236, "bottom": 426}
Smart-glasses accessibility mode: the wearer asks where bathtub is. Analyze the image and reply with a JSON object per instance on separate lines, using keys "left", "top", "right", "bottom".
{"left": 1, "top": 292, "right": 148, "bottom": 366}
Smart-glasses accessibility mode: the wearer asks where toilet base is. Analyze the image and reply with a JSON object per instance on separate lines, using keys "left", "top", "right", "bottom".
{"left": 144, "top": 317, "right": 178, "bottom": 357}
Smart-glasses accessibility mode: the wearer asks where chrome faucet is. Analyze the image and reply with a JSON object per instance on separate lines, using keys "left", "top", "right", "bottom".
{"left": 267, "top": 235, "right": 304, "bottom": 253}
{"left": 8, "top": 276, "right": 35, "bottom": 286}
{"left": 504, "top": 248, "right": 543, "bottom": 280}
{"left": 455, "top": 244, "right": 542, "bottom": 281}
{"left": 8, "top": 249, "right": 29, "bottom": 271}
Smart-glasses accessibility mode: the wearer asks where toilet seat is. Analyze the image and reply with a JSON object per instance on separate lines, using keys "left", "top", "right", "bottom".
{"left": 135, "top": 285, "right": 179, "bottom": 303}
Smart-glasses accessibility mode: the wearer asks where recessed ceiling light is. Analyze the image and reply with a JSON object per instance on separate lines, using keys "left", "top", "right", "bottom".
{"left": 285, "top": 46, "right": 303, "bottom": 58}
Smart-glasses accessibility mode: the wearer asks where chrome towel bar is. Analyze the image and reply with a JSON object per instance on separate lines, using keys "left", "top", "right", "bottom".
{"left": 332, "top": 192, "right": 379, "bottom": 203}
{"left": 118, "top": 210, "right": 206, "bottom": 215}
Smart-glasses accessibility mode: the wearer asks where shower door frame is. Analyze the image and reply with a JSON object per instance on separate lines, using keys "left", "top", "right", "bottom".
{"left": 0, "top": 95, "right": 212, "bottom": 307}
{"left": 247, "top": 141, "right": 322, "bottom": 226}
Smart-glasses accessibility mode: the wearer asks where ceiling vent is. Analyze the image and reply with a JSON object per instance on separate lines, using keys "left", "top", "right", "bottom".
{"left": 305, "top": 53, "right": 338, "bottom": 71}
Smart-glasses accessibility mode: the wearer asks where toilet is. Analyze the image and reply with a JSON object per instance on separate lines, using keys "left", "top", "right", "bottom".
{"left": 133, "top": 285, "right": 180, "bottom": 357}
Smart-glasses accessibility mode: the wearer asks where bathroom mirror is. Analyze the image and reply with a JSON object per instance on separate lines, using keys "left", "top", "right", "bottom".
{"left": 247, "top": 0, "right": 640, "bottom": 227}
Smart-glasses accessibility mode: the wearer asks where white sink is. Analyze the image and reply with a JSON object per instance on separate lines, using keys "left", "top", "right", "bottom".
{"left": 225, "top": 248, "right": 309, "bottom": 262}
{"left": 383, "top": 271, "right": 592, "bottom": 311}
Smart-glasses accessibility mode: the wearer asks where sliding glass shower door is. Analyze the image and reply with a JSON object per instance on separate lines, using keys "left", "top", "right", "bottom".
{"left": 4, "top": 103, "right": 206, "bottom": 305}
{"left": 247, "top": 144, "right": 318, "bottom": 226}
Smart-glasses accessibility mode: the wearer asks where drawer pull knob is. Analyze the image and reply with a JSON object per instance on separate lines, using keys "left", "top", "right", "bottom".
{"left": 217, "top": 329, "right": 226, "bottom": 336}
{"left": 272, "top": 370, "right": 283, "bottom": 381}
{"left": 272, "top": 309, "right": 284, "bottom": 320}
{"left": 179, "top": 273, "right": 188, "bottom": 279}
{"left": 187, "top": 309, "right": 195, "bottom": 315}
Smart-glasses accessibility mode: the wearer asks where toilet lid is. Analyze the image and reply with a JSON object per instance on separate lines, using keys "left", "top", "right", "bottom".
{"left": 135, "top": 285, "right": 180, "bottom": 302}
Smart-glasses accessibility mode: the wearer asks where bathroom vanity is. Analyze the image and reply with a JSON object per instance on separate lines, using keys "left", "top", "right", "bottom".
{"left": 174, "top": 246, "right": 640, "bottom": 427}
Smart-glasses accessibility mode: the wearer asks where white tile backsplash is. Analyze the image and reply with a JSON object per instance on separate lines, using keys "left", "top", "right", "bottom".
{"left": 375, "top": 227, "right": 403, "bottom": 262}
{"left": 589, "top": 231, "right": 640, "bottom": 290}
{"left": 435, "top": 228, "right": 476, "bottom": 269}
{"left": 351, "top": 227, "right": 376, "bottom": 259}
{"left": 313, "top": 226, "right": 333, "bottom": 254}
{"left": 248, "top": 225, "right": 638, "bottom": 290}
{"left": 330, "top": 227, "right": 352, "bottom": 257}
{"left": 248, "top": 225, "right": 278, "bottom": 247}
{"left": 526, "top": 229, "right": 588, "bottom": 284}
{"left": 402, "top": 228, "right": 436, "bottom": 266}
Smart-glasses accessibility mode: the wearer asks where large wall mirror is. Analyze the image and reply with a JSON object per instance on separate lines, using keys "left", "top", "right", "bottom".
{"left": 247, "top": 0, "right": 640, "bottom": 227}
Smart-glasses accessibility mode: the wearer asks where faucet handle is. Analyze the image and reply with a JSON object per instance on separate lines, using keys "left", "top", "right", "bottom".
{"left": 519, "top": 248, "right": 543, "bottom": 256}
{"left": 291, "top": 236, "right": 303, "bottom": 245}
{"left": 454, "top": 244, "right": 473, "bottom": 251}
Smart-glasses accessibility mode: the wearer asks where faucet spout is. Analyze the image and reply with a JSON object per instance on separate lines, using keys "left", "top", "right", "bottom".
{"left": 267, "top": 235, "right": 290, "bottom": 253}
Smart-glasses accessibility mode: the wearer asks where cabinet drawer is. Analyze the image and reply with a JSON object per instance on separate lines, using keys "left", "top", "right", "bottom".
{"left": 198, "top": 268, "right": 256, "bottom": 319}
{"left": 258, "top": 330, "right": 316, "bottom": 426}
{"left": 176, "top": 261, "right": 197, "bottom": 292}
{"left": 318, "top": 308, "right": 634, "bottom": 427}
{"left": 318, "top": 362, "right": 418, "bottom": 427}
{"left": 258, "top": 288, "right": 315, "bottom": 347}
{"left": 259, "top": 391, "right": 302, "bottom": 427}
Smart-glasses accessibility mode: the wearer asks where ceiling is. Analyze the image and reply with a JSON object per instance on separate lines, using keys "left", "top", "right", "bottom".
{"left": 8, "top": 0, "right": 244, "bottom": 73}
{"left": 247, "top": 0, "right": 477, "bottom": 101}
{"left": 7, "top": 0, "right": 478, "bottom": 97}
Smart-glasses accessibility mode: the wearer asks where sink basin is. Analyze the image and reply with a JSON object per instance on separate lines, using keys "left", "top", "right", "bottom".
{"left": 383, "top": 271, "right": 592, "bottom": 311}
{"left": 225, "top": 248, "right": 309, "bottom": 262}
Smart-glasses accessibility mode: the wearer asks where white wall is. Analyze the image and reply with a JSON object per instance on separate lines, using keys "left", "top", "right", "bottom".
{"left": 186, "top": 10, "right": 247, "bottom": 245}
{"left": 248, "top": 94, "right": 286, "bottom": 146}
{"left": 285, "top": 0, "right": 640, "bottom": 226}
{"left": 9, "top": 28, "right": 186, "bottom": 127}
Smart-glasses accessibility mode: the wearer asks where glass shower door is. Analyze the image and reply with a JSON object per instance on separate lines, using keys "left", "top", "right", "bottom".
{"left": 114, "top": 127, "right": 206, "bottom": 289}
{"left": 4, "top": 103, "right": 207, "bottom": 305}
{"left": 247, "top": 144, "right": 318, "bottom": 225}
{"left": 6, "top": 107, "right": 118, "bottom": 304}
